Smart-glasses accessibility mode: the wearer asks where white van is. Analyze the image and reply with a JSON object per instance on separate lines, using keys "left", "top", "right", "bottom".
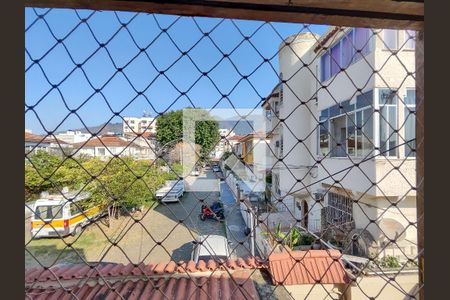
{"left": 30, "top": 190, "right": 105, "bottom": 238}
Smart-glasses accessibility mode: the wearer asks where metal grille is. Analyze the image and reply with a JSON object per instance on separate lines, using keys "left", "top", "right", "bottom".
{"left": 25, "top": 6, "right": 421, "bottom": 300}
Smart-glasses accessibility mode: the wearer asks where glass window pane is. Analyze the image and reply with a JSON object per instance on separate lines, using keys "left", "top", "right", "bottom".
{"left": 362, "top": 108, "right": 374, "bottom": 156}
{"left": 356, "top": 111, "right": 363, "bottom": 157}
{"left": 405, "top": 107, "right": 416, "bottom": 157}
{"left": 341, "top": 30, "right": 353, "bottom": 68}
{"left": 347, "top": 113, "right": 355, "bottom": 156}
{"left": 383, "top": 29, "right": 398, "bottom": 50}
{"left": 329, "top": 104, "right": 341, "bottom": 118}
{"left": 321, "top": 51, "right": 331, "bottom": 81}
{"left": 330, "top": 115, "right": 347, "bottom": 157}
{"left": 354, "top": 28, "right": 371, "bottom": 61}
{"left": 356, "top": 90, "right": 373, "bottom": 109}
{"left": 388, "top": 106, "right": 397, "bottom": 156}
{"left": 379, "top": 89, "right": 396, "bottom": 105}
{"left": 405, "top": 89, "right": 416, "bottom": 105}
{"left": 331, "top": 43, "right": 341, "bottom": 76}
{"left": 380, "top": 106, "right": 387, "bottom": 155}
{"left": 405, "top": 30, "right": 416, "bottom": 49}
{"left": 320, "top": 121, "right": 329, "bottom": 156}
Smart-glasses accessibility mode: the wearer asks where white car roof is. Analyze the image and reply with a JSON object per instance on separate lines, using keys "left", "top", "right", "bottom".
{"left": 196, "top": 235, "right": 229, "bottom": 257}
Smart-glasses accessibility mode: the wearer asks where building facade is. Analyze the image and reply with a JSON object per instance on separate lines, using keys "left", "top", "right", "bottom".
{"left": 266, "top": 27, "right": 417, "bottom": 261}
{"left": 123, "top": 117, "right": 157, "bottom": 135}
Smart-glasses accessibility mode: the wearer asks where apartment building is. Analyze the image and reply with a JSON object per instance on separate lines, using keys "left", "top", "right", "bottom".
{"left": 123, "top": 116, "right": 157, "bottom": 134}
{"left": 265, "top": 27, "right": 417, "bottom": 261}
{"left": 54, "top": 130, "right": 92, "bottom": 144}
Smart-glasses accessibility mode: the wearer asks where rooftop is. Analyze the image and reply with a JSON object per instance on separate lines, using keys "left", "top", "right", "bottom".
{"left": 268, "top": 250, "right": 350, "bottom": 285}
{"left": 72, "top": 135, "right": 142, "bottom": 149}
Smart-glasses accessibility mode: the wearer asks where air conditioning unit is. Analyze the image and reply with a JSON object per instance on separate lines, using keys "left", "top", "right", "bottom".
{"left": 314, "top": 192, "right": 325, "bottom": 202}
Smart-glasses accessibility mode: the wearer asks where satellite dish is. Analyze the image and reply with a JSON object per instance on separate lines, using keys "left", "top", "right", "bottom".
{"left": 379, "top": 218, "right": 406, "bottom": 242}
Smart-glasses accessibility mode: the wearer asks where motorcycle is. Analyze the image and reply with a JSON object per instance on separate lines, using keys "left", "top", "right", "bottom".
{"left": 199, "top": 201, "right": 225, "bottom": 221}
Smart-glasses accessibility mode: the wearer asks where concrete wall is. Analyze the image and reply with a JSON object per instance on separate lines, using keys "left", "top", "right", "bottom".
{"left": 350, "top": 271, "right": 419, "bottom": 300}
{"left": 285, "top": 283, "right": 348, "bottom": 300}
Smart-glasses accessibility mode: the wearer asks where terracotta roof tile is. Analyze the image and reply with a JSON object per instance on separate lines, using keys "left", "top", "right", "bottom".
{"left": 26, "top": 273, "right": 260, "bottom": 300}
{"left": 72, "top": 135, "right": 141, "bottom": 149}
{"left": 268, "top": 250, "right": 349, "bottom": 285}
{"left": 25, "top": 258, "right": 265, "bottom": 284}
{"left": 25, "top": 132, "right": 67, "bottom": 145}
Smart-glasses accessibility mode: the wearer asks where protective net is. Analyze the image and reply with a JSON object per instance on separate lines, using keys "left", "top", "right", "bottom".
{"left": 25, "top": 7, "right": 421, "bottom": 300}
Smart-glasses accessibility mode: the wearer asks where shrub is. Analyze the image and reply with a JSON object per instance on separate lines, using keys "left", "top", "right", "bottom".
{"left": 379, "top": 255, "right": 401, "bottom": 268}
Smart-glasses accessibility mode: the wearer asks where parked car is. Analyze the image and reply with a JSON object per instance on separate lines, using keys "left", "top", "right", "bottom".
{"left": 156, "top": 180, "right": 185, "bottom": 203}
{"left": 212, "top": 166, "right": 220, "bottom": 172}
{"left": 191, "top": 235, "right": 231, "bottom": 263}
{"left": 191, "top": 168, "right": 200, "bottom": 176}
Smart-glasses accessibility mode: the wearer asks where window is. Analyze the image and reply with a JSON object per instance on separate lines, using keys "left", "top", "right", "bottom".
{"left": 273, "top": 173, "right": 280, "bottom": 196}
{"left": 353, "top": 28, "right": 371, "bottom": 62}
{"left": 347, "top": 113, "right": 356, "bottom": 156}
{"left": 341, "top": 31, "right": 353, "bottom": 68}
{"left": 383, "top": 29, "right": 398, "bottom": 50}
{"left": 326, "top": 193, "right": 353, "bottom": 226}
{"left": 97, "top": 147, "right": 106, "bottom": 156}
{"left": 320, "top": 28, "right": 373, "bottom": 82}
{"left": 379, "top": 89, "right": 398, "bottom": 157}
{"left": 34, "top": 205, "right": 63, "bottom": 220}
{"left": 320, "top": 51, "right": 331, "bottom": 82}
{"left": 404, "top": 30, "right": 416, "bottom": 49}
{"left": 319, "top": 110, "right": 329, "bottom": 156}
{"left": 319, "top": 90, "right": 374, "bottom": 158}
{"left": 404, "top": 89, "right": 416, "bottom": 157}
{"left": 330, "top": 115, "right": 347, "bottom": 157}
{"left": 330, "top": 42, "right": 341, "bottom": 75}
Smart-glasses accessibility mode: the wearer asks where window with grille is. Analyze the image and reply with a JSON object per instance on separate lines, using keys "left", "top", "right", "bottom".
{"left": 325, "top": 192, "right": 353, "bottom": 226}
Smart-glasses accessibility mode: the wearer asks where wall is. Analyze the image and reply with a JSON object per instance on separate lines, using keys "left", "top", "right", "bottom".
{"left": 285, "top": 283, "right": 348, "bottom": 300}
{"left": 350, "top": 271, "right": 419, "bottom": 300}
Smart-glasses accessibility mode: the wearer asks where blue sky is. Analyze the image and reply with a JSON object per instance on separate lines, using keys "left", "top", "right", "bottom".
{"left": 25, "top": 8, "right": 328, "bottom": 134}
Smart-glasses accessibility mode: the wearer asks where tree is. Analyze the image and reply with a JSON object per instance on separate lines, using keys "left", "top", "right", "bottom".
{"left": 156, "top": 108, "right": 220, "bottom": 158}
{"left": 25, "top": 150, "right": 62, "bottom": 200}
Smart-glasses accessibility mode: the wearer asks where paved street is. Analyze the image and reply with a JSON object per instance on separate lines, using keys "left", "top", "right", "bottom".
{"left": 25, "top": 168, "right": 258, "bottom": 268}
{"left": 221, "top": 179, "right": 255, "bottom": 259}
{"left": 100, "top": 169, "right": 225, "bottom": 264}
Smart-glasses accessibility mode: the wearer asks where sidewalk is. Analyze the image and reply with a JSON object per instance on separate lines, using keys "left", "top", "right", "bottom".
{"left": 220, "top": 181, "right": 255, "bottom": 259}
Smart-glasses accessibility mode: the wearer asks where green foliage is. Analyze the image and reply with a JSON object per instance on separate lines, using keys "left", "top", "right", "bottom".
{"left": 25, "top": 152, "right": 172, "bottom": 211}
{"left": 156, "top": 110, "right": 183, "bottom": 148}
{"left": 265, "top": 173, "right": 272, "bottom": 184}
{"left": 379, "top": 255, "right": 401, "bottom": 268}
{"left": 155, "top": 109, "right": 220, "bottom": 158}
{"left": 25, "top": 150, "right": 62, "bottom": 200}
{"left": 299, "top": 233, "right": 315, "bottom": 245}
{"left": 261, "top": 224, "right": 316, "bottom": 248}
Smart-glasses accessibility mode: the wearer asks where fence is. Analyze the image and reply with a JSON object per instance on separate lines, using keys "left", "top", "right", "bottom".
{"left": 25, "top": 2, "right": 423, "bottom": 300}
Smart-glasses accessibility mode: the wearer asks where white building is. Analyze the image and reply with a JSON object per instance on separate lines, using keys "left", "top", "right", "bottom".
{"left": 72, "top": 134, "right": 152, "bottom": 161}
{"left": 54, "top": 130, "right": 92, "bottom": 144}
{"left": 123, "top": 117, "right": 157, "bottom": 135}
{"left": 264, "top": 27, "right": 417, "bottom": 261}
{"left": 25, "top": 130, "right": 72, "bottom": 156}
{"left": 211, "top": 129, "right": 236, "bottom": 159}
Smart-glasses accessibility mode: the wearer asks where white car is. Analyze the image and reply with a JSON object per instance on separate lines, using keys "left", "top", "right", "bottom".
{"left": 191, "top": 168, "right": 200, "bottom": 176}
{"left": 191, "top": 235, "right": 231, "bottom": 263}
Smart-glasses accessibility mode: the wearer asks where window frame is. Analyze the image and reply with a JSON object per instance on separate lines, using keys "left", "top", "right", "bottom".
{"left": 377, "top": 88, "right": 399, "bottom": 158}
{"left": 382, "top": 29, "right": 399, "bottom": 50}
{"left": 318, "top": 90, "right": 375, "bottom": 159}
{"left": 404, "top": 88, "right": 416, "bottom": 157}
{"left": 404, "top": 30, "right": 416, "bottom": 50}
{"left": 319, "top": 27, "right": 373, "bottom": 83}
